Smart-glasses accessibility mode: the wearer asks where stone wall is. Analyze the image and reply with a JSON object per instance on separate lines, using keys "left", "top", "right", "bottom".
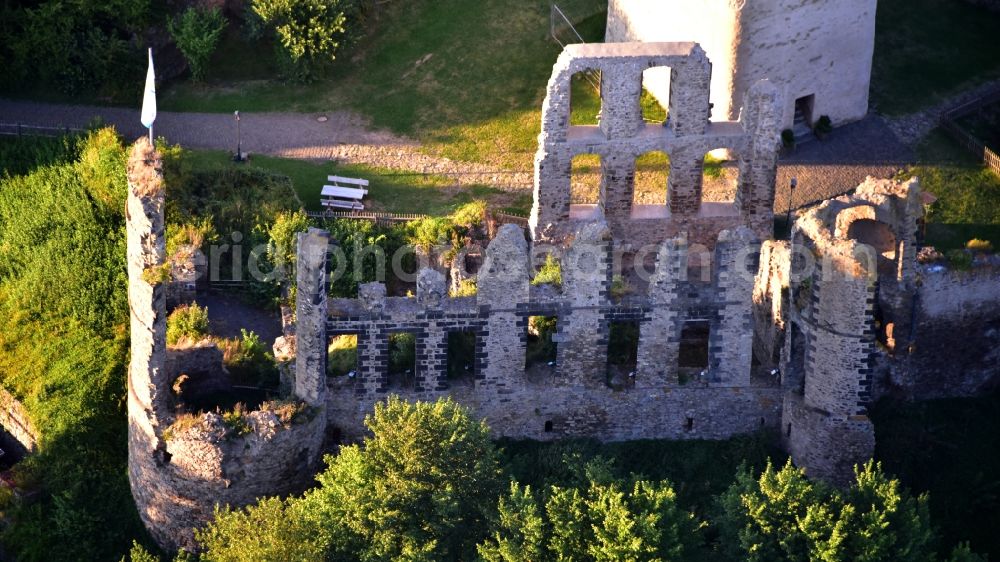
{"left": 529, "top": 42, "right": 781, "bottom": 249}
{"left": 892, "top": 262, "right": 1000, "bottom": 399}
{"left": 606, "top": 0, "right": 877, "bottom": 128}
{"left": 0, "top": 387, "right": 39, "bottom": 454}
{"left": 324, "top": 221, "right": 782, "bottom": 442}
{"left": 126, "top": 138, "right": 327, "bottom": 552}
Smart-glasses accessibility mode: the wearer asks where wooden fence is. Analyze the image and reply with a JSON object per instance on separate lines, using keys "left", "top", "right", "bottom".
{"left": 0, "top": 122, "right": 85, "bottom": 138}
{"left": 939, "top": 85, "right": 1000, "bottom": 176}
{"left": 306, "top": 209, "right": 531, "bottom": 228}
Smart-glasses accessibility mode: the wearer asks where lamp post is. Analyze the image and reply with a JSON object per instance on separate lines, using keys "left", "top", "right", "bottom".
{"left": 233, "top": 110, "right": 243, "bottom": 162}
{"left": 786, "top": 177, "right": 797, "bottom": 238}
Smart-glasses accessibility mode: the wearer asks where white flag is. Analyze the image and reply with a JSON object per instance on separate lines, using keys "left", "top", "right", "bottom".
{"left": 140, "top": 48, "right": 156, "bottom": 130}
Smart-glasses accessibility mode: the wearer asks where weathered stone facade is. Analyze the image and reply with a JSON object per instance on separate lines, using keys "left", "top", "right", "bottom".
{"left": 326, "top": 221, "right": 782, "bottom": 442}
{"left": 530, "top": 42, "right": 781, "bottom": 248}
{"left": 0, "top": 387, "right": 39, "bottom": 455}
{"left": 606, "top": 0, "right": 877, "bottom": 129}
{"left": 126, "top": 138, "right": 326, "bottom": 552}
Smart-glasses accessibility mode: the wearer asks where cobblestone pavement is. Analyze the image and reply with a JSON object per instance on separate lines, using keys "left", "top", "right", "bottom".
{"left": 1, "top": 98, "right": 913, "bottom": 209}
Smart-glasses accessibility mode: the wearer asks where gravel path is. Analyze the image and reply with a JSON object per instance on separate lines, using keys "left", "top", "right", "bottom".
{"left": 0, "top": 98, "right": 912, "bottom": 208}
{"left": 0, "top": 98, "right": 533, "bottom": 191}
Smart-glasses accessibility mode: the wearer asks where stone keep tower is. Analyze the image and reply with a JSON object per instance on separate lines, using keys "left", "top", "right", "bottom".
{"left": 606, "top": 0, "right": 877, "bottom": 131}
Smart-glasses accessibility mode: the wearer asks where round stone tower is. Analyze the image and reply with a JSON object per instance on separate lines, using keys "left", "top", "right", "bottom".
{"left": 606, "top": 0, "right": 877, "bottom": 130}
{"left": 125, "top": 138, "right": 328, "bottom": 551}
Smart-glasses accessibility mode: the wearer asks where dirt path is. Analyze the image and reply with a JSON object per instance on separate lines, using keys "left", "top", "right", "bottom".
{"left": 0, "top": 98, "right": 534, "bottom": 190}
{"left": 0, "top": 98, "right": 912, "bottom": 208}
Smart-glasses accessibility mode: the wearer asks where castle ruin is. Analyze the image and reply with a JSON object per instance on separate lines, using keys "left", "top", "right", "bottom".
{"left": 126, "top": 43, "right": 1000, "bottom": 551}
{"left": 605, "top": 0, "right": 878, "bottom": 131}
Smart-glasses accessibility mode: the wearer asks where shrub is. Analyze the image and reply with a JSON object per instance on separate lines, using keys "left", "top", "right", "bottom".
{"left": 196, "top": 497, "right": 327, "bottom": 561}
{"left": 260, "top": 399, "right": 313, "bottom": 425}
{"left": 781, "top": 128, "right": 796, "bottom": 148}
{"left": 167, "top": 7, "right": 227, "bottom": 81}
{"left": 966, "top": 238, "right": 993, "bottom": 252}
{"left": 166, "top": 303, "right": 211, "bottom": 345}
{"left": 452, "top": 200, "right": 488, "bottom": 227}
{"left": 222, "top": 403, "right": 252, "bottom": 437}
{"left": 266, "top": 210, "right": 310, "bottom": 282}
{"left": 407, "top": 216, "right": 455, "bottom": 252}
{"left": 388, "top": 332, "right": 416, "bottom": 374}
{"left": 609, "top": 275, "right": 632, "bottom": 302}
{"left": 814, "top": 114, "right": 833, "bottom": 135}
{"left": 532, "top": 254, "right": 562, "bottom": 287}
{"left": 946, "top": 249, "right": 974, "bottom": 270}
{"left": 223, "top": 329, "right": 278, "bottom": 386}
{"left": 251, "top": 0, "right": 350, "bottom": 82}
{"left": 166, "top": 217, "right": 218, "bottom": 256}
{"left": 450, "top": 278, "right": 478, "bottom": 297}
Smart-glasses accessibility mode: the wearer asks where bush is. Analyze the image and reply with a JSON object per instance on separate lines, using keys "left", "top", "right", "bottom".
{"left": 452, "top": 200, "right": 487, "bottom": 228}
{"left": 388, "top": 332, "right": 416, "bottom": 374}
{"left": 782, "top": 128, "right": 796, "bottom": 148}
{"left": 814, "top": 114, "right": 833, "bottom": 135}
{"left": 966, "top": 238, "right": 993, "bottom": 252}
{"left": 166, "top": 217, "right": 218, "bottom": 257}
{"left": 166, "top": 303, "right": 211, "bottom": 345}
{"left": 222, "top": 329, "right": 278, "bottom": 386}
{"left": 167, "top": 7, "right": 227, "bottom": 81}
{"left": 532, "top": 254, "right": 562, "bottom": 287}
{"left": 251, "top": 0, "right": 350, "bottom": 82}
{"left": 407, "top": 216, "right": 455, "bottom": 251}
{"left": 946, "top": 249, "right": 974, "bottom": 270}
{"left": 450, "top": 278, "right": 478, "bottom": 297}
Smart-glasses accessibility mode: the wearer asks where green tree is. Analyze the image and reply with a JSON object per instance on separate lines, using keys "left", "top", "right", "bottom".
{"left": 251, "top": 0, "right": 349, "bottom": 82}
{"left": 196, "top": 497, "right": 326, "bottom": 562}
{"left": 168, "top": 7, "right": 227, "bottom": 81}
{"left": 477, "top": 483, "right": 546, "bottom": 562}
{"left": 303, "top": 396, "right": 503, "bottom": 561}
{"left": 717, "top": 459, "right": 936, "bottom": 562}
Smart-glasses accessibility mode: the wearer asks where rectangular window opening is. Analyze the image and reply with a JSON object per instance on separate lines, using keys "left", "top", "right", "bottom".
{"left": 526, "top": 316, "right": 558, "bottom": 377}
{"left": 387, "top": 332, "right": 416, "bottom": 388}
{"left": 446, "top": 330, "right": 478, "bottom": 385}
{"left": 328, "top": 334, "right": 359, "bottom": 378}
{"left": 678, "top": 320, "right": 710, "bottom": 381}
{"left": 606, "top": 321, "right": 640, "bottom": 390}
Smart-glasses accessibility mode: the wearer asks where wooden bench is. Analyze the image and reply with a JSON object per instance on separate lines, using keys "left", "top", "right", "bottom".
{"left": 320, "top": 175, "right": 370, "bottom": 211}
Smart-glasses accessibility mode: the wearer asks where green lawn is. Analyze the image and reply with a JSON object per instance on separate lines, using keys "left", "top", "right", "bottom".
{"left": 161, "top": 0, "right": 607, "bottom": 170}
{"left": 871, "top": 0, "right": 1000, "bottom": 115}
{"left": 902, "top": 128, "right": 1000, "bottom": 249}
{"left": 179, "top": 149, "right": 530, "bottom": 215}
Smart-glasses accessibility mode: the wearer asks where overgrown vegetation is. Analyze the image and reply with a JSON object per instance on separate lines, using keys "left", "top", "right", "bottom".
{"left": 906, "top": 129, "right": 1000, "bottom": 250}
{"left": 0, "top": 129, "right": 143, "bottom": 560}
{"left": 532, "top": 254, "right": 563, "bottom": 287}
{"left": 168, "top": 7, "right": 227, "bottom": 81}
{"left": 166, "top": 303, "right": 211, "bottom": 345}
{"left": 186, "top": 397, "right": 987, "bottom": 561}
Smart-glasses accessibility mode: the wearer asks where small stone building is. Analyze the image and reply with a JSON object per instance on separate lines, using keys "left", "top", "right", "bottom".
{"left": 605, "top": 0, "right": 878, "bottom": 132}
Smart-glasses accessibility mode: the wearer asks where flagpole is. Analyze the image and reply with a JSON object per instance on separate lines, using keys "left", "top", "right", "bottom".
{"left": 141, "top": 47, "right": 157, "bottom": 145}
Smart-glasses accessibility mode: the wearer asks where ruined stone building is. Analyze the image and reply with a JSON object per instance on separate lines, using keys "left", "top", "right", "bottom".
{"left": 605, "top": 0, "right": 878, "bottom": 132}
{"left": 126, "top": 43, "right": 1000, "bottom": 551}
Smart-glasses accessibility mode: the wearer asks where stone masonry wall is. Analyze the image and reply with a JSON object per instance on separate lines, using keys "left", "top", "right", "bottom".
{"left": 126, "top": 139, "right": 326, "bottom": 552}
{"left": 606, "top": 0, "right": 876, "bottom": 128}
{"left": 893, "top": 262, "right": 1000, "bottom": 399}
{"left": 0, "top": 387, "right": 39, "bottom": 454}
{"left": 324, "top": 222, "right": 782, "bottom": 443}
{"left": 530, "top": 42, "right": 781, "bottom": 249}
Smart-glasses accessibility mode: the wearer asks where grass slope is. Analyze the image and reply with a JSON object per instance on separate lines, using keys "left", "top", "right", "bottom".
{"left": 872, "top": 0, "right": 1000, "bottom": 115}
{"left": 178, "top": 148, "right": 530, "bottom": 215}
